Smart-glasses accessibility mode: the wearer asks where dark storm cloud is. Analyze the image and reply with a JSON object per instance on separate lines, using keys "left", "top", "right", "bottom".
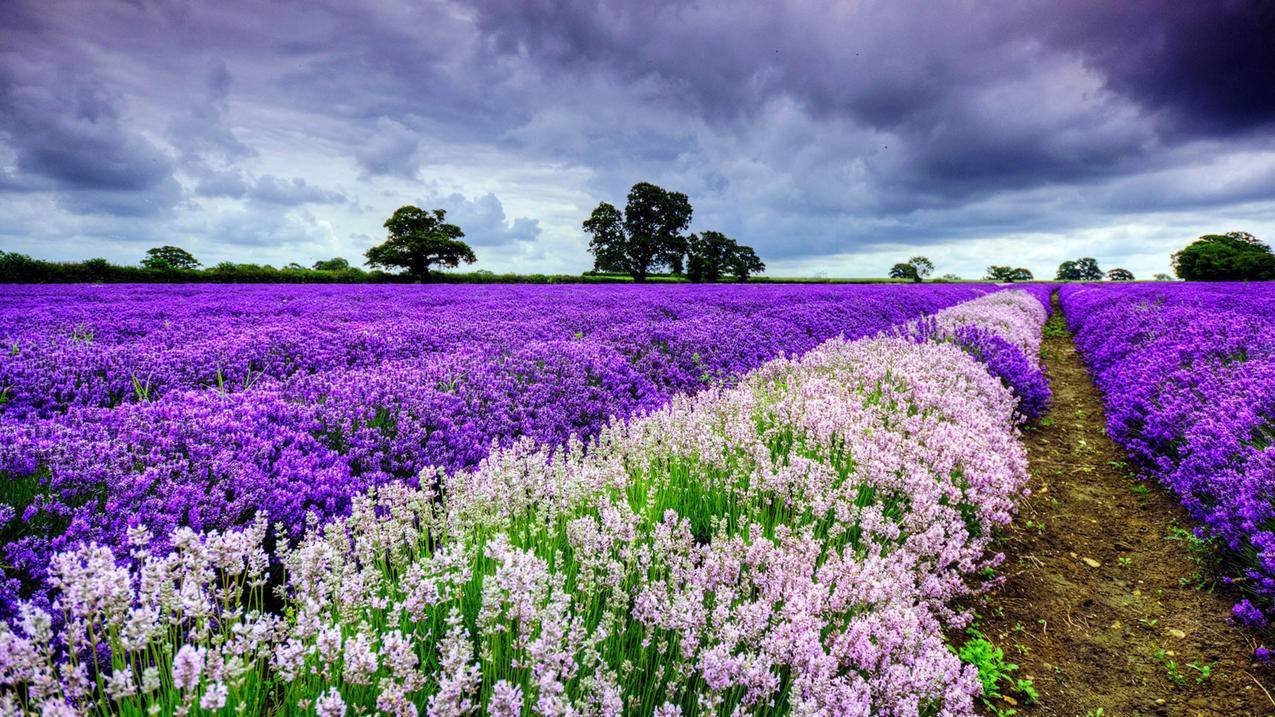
{"left": 0, "top": 0, "right": 1271, "bottom": 272}
{"left": 1039, "top": 1, "right": 1275, "bottom": 135}
{"left": 0, "top": 57, "right": 181, "bottom": 215}
{"left": 469, "top": 1, "right": 1272, "bottom": 194}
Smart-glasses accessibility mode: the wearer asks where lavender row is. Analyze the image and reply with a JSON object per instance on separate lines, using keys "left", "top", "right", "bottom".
{"left": 0, "top": 284, "right": 994, "bottom": 611}
{"left": 0, "top": 290, "right": 1047, "bottom": 717}
{"left": 1060, "top": 282, "right": 1275, "bottom": 620}
{"left": 902, "top": 290, "right": 1052, "bottom": 421}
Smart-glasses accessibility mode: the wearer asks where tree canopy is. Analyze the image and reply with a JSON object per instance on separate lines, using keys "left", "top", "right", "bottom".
{"left": 889, "top": 263, "right": 920, "bottom": 282}
{"left": 985, "top": 266, "right": 1033, "bottom": 282}
{"left": 1055, "top": 257, "right": 1103, "bottom": 281}
{"left": 141, "top": 246, "right": 200, "bottom": 271}
{"left": 686, "top": 231, "right": 765, "bottom": 282}
{"left": 907, "top": 256, "right": 934, "bottom": 279}
{"left": 1172, "top": 231, "right": 1275, "bottom": 281}
{"left": 313, "top": 257, "right": 351, "bottom": 271}
{"left": 365, "top": 206, "right": 476, "bottom": 281}
{"left": 1106, "top": 267, "right": 1135, "bottom": 281}
{"left": 888, "top": 256, "right": 933, "bottom": 283}
{"left": 727, "top": 245, "right": 765, "bottom": 282}
{"left": 583, "top": 182, "right": 693, "bottom": 281}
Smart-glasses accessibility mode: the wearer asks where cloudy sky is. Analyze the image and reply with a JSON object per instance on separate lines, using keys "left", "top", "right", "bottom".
{"left": 2, "top": 0, "right": 1273, "bottom": 278}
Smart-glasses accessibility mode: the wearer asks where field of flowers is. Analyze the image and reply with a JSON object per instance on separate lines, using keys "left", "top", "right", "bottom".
{"left": 1062, "top": 282, "right": 1275, "bottom": 623}
{"left": 0, "top": 284, "right": 998, "bottom": 605}
{"left": 0, "top": 285, "right": 1050, "bottom": 716}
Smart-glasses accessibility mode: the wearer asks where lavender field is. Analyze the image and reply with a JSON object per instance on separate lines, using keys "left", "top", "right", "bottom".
{"left": 0, "top": 284, "right": 1055, "bottom": 716}
{"left": 1062, "top": 282, "right": 1275, "bottom": 624}
{"left": 0, "top": 284, "right": 1007, "bottom": 594}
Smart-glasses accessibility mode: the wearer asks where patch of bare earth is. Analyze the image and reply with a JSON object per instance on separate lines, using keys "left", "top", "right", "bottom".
{"left": 973, "top": 295, "right": 1275, "bottom": 717}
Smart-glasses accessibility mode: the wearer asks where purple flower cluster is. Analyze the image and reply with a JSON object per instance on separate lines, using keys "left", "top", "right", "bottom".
{"left": 0, "top": 283, "right": 993, "bottom": 612}
{"left": 950, "top": 325, "right": 1052, "bottom": 421}
{"left": 1062, "top": 282, "right": 1275, "bottom": 620}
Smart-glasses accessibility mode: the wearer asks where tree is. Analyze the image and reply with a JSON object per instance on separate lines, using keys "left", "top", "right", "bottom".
{"left": 365, "top": 206, "right": 476, "bottom": 281}
{"left": 583, "top": 203, "right": 628, "bottom": 274}
{"left": 686, "top": 232, "right": 765, "bottom": 282}
{"left": 1106, "top": 267, "right": 1135, "bottom": 281}
{"left": 889, "top": 256, "right": 932, "bottom": 282}
{"left": 313, "top": 257, "right": 351, "bottom": 271}
{"left": 284, "top": 262, "right": 305, "bottom": 271}
{"left": 889, "top": 263, "right": 920, "bottom": 282}
{"left": 728, "top": 245, "right": 765, "bottom": 282}
{"left": 1172, "top": 232, "right": 1275, "bottom": 281}
{"left": 1055, "top": 257, "right": 1103, "bottom": 281}
{"left": 583, "top": 182, "right": 693, "bottom": 281}
{"left": 142, "top": 246, "right": 200, "bottom": 271}
{"left": 1153, "top": 273, "right": 1173, "bottom": 281}
{"left": 686, "top": 231, "right": 736, "bottom": 282}
{"left": 985, "top": 266, "right": 1033, "bottom": 282}
{"left": 939, "top": 273, "right": 961, "bottom": 281}
{"left": 907, "top": 256, "right": 934, "bottom": 279}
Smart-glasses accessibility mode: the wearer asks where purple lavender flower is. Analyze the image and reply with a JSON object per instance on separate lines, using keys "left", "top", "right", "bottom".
{"left": 1235, "top": 599, "right": 1267, "bottom": 627}
{"left": 1063, "top": 282, "right": 1275, "bottom": 614}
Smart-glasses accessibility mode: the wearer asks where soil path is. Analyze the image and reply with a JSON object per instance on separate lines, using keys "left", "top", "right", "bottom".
{"left": 975, "top": 294, "right": 1275, "bottom": 717}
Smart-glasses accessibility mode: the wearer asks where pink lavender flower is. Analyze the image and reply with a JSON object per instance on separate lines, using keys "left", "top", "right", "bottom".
{"left": 315, "top": 687, "right": 347, "bottom": 717}
{"left": 199, "top": 681, "right": 227, "bottom": 711}
{"left": 488, "top": 681, "right": 523, "bottom": 717}
{"left": 172, "top": 644, "right": 204, "bottom": 692}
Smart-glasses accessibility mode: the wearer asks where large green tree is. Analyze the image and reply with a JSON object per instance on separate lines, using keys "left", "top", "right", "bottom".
{"left": 889, "top": 263, "right": 920, "bottom": 282}
{"left": 907, "top": 256, "right": 934, "bottom": 279}
{"left": 729, "top": 246, "right": 765, "bottom": 282}
{"left": 365, "top": 206, "right": 476, "bottom": 281}
{"left": 1172, "top": 232, "right": 1275, "bottom": 281}
{"left": 686, "top": 231, "right": 736, "bottom": 283}
{"left": 1106, "top": 267, "right": 1135, "bottom": 281}
{"left": 985, "top": 265, "right": 1033, "bottom": 282}
{"left": 141, "top": 246, "right": 200, "bottom": 271}
{"left": 583, "top": 182, "right": 693, "bottom": 281}
{"left": 1055, "top": 257, "right": 1103, "bottom": 281}
{"left": 889, "top": 256, "right": 933, "bottom": 282}
{"left": 685, "top": 231, "right": 765, "bottom": 282}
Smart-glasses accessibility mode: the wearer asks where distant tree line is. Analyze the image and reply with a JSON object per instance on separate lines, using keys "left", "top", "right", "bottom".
{"left": 1050, "top": 257, "right": 1137, "bottom": 281}
{"left": 6, "top": 196, "right": 1269, "bottom": 284}
{"left": 0, "top": 250, "right": 388, "bottom": 284}
{"left": 984, "top": 266, "right": 1034, "bottom": 282}
{"left": 0, "top": 251, "right": 707, "bottom": 285}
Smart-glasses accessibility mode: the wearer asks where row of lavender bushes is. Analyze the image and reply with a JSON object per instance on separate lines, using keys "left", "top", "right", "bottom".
{"left": 0, "top": 289, "right": 1050, "bottom": 717}
{"left": 1061, "top": 282, "right": 1275, "bottom": 623}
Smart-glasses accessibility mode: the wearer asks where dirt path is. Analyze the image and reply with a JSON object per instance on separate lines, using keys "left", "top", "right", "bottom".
{"left": 974, "top": 295, "right": 1275, "bottom": 717}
